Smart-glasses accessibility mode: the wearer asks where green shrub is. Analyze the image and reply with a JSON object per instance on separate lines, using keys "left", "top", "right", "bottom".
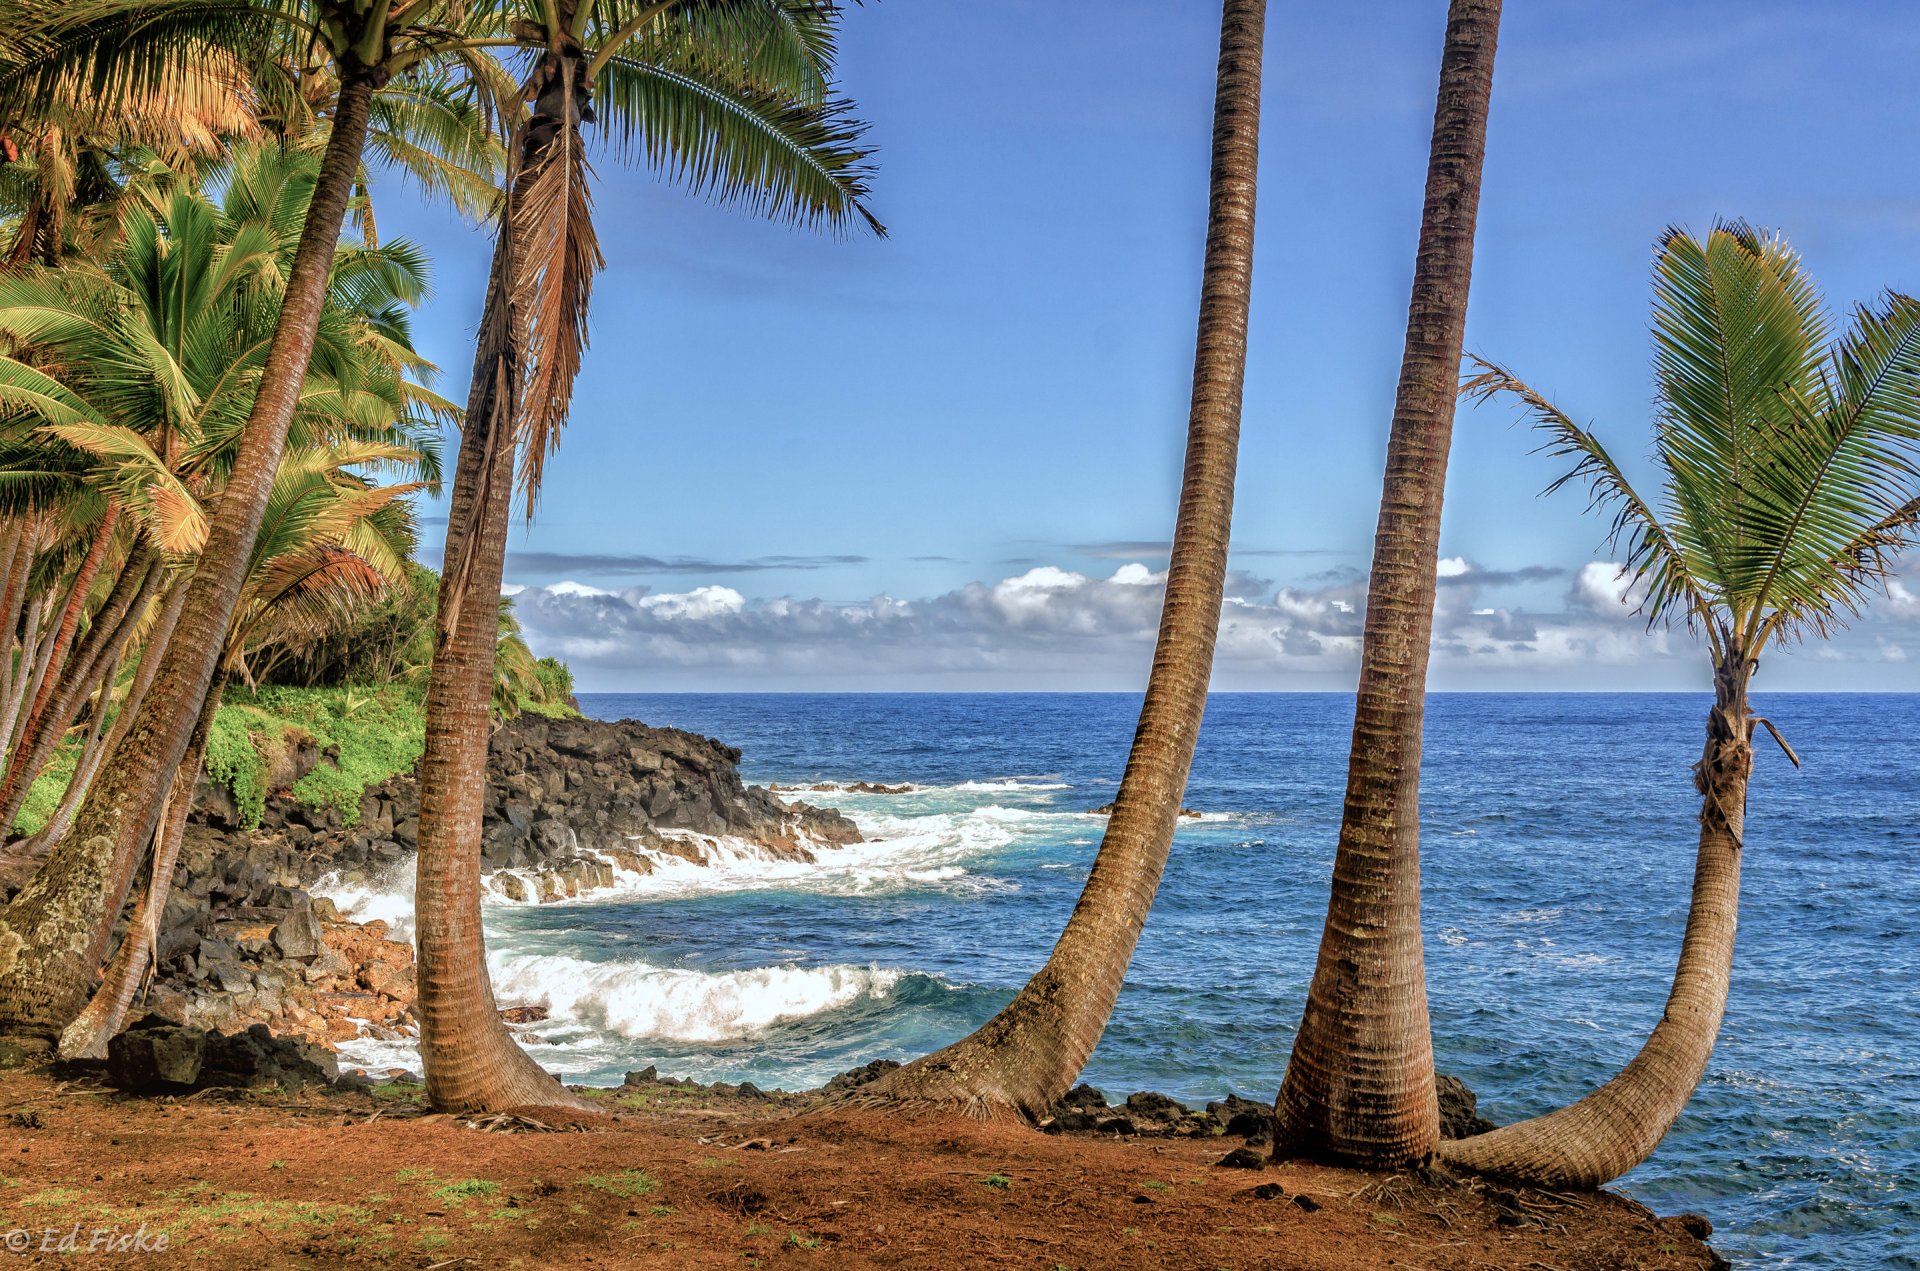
{"left": 205, "top": 685, "right": 426, "bottom": 827}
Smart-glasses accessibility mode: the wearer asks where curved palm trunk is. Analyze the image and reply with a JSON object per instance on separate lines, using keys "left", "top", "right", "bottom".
{"left": 0, "top": 545, "right": 158, "bottom": 835}
{"left": 57, "top": 673, "right": 225, "bottom": 1061}
{"left": 415, "top": 89, "right": 588, "bottom": 1114}
{"left": 0, "top": 506, "right": 120, "bottom": 815}
{"left": 1272, "top": 0, "right": 1500, "bottom": 1168}
{"left": 1442, "top": 657, "right": 1751, "bottom": 1186}
{"left": 0, "top": 77, "right": 377, "bottom": 1040}
{"left": 848, "top": 0, "right": 1265, "bottom": 1122}
{"left": 31, "top": 574, "right": 190, "bottom": 852}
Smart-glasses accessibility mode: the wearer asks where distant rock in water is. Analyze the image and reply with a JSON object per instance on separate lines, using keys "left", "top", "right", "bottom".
{"left": 770, "top": 781, "right": 915, "bottom": 795}
{"left": 105, "top": 713, "right": 860, "bottom": 1058}
{"left": 1088, "top": 801, "right": 1202, "bottom": 819}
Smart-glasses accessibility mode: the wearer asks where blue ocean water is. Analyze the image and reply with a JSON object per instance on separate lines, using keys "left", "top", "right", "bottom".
{"left": 464, "top": 693, "right": 1914, "bottom": 1268}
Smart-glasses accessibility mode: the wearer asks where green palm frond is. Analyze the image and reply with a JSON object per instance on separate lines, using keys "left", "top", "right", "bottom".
{"left": 588, "top": 0, "right": 836, "bottom": 105}
{"left": 1472, "top": 222, "right": 1920, "bottom": 659}
{"left": 366, "top": 68, "right": 507, "bottom": 223}
{"left": 1464, "top": 359, "right": 1710, "bottom": 628}
{"left": 593, "top": 53, "right": 882, "bottom": 235}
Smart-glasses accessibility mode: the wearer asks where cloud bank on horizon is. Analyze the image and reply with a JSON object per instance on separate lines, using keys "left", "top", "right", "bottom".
{"left": 502, "top": 555, "right": 1920, "bottom": 692}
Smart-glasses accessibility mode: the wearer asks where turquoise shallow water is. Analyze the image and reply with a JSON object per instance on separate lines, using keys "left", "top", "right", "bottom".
{"left": 464, "top": 692, "right": 1917, "bottom": 1269}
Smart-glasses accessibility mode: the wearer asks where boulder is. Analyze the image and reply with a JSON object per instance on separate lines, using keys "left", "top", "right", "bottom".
{"left": 824, "top": 1058, "right": 901, "bottom": 1094}
{"left": 1207, "top": 1094, "right": 1276, "bottom": 1143}
{"left": 270, "top": 906, "right": 324, "bottom": 961}
{"left": 1436, "top": 1073, "right": 1496, "bottom": 1140}
{"left": 106, "top": 1019, "right": 204, "bottom": 1089}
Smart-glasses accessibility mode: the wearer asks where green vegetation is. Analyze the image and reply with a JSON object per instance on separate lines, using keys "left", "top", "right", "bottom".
{"left": 201, "top": 685, "right": 425, "bottom": 829}
{"left": 579, "top": 1169, "right": 659, "bottom": 1199}
{"left": 433, "top": 1179, "right": 502, "bottom": 1205}
{"left": 11, "top": 595, "right": 577, "bottom": 837}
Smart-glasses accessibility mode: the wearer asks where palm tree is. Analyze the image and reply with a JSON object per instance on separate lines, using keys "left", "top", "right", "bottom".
{"left": 0, "top": 0, "right": 497, "bottom": 1040}
{"left": 0, "top": 46, "right": 262, "bottom": 265}
{"left": 0, "top": 146, "right": 443, "bottom": 830}
{"left": 844, "top": 0, "right": 1266, "bottom": 1122}
{"left": 0, "top": 145, "right": 442, "bottom": 1037}
{"left": 414, "top": 0, "right": 881, "bottom": 1114}
{"left": 1441, "top": 225, "right": 1920, "bottom": 1187}
{"left": 59, "top": 436, "right": 423, "bottom": 1059}
{"left": 1271, "top": 0, "right": 1501, "bottom": 1168}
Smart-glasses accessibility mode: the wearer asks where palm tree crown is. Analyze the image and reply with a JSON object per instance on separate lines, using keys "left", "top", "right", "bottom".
{"left": 1472, "top": 222, "right": 1920, "bottom": 666}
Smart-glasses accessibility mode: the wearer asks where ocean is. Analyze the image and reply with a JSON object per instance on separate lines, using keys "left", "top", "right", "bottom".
{"left": 333, "top": 692, "right": 1920, "bottom": 1269}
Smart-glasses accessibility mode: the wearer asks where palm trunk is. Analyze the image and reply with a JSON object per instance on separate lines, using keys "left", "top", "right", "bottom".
{"left": 32, "top": 649, "right": 123, "bottom": 854}
{"left": 0, "top": 519, "right": 39, "bottom": 752}
{"left": 4, "top": 507, "right": 119, "bottom": 793}
{"left": 4, "top": 594, "right": 57, "bottom": 759}
{"left": 1441, "top": 656, "right": 1751, "bottom": 1186}
{"left": 57, "top": 674, "right": 225, "bottom": 1061}
{"left": 414, "top": 97, "right": 586, "bottom": 1114}
{"left": 1272, "top": 0, "right": 1500, "bottom": 1168}
{"left": 34, "top": 574, "right": 190, "bottom": 852}
{"left": 846, "top": 0, "right": 1265, "bottom": 1122}
{"left": 0, "top": 76, "right": 377, "bottom": 1040}
{"left": 0, "top": 544, "right": 156, "bottom": 834}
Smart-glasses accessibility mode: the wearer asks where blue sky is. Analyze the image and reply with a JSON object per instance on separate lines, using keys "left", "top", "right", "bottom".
{"left": 377, "top": 1, "right": 1920, "bottom": 691}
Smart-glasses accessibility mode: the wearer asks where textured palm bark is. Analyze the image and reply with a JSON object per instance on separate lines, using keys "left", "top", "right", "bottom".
{"left": 1441, "top": 658, "right": 1752, "bottom": 1187}
{"left": 5, "top": 595, "right": 57, "bottom": 759}
{"left": 32, "top": 575, "right": 190, "bottom": 853}
{"left": 0, "top": 545, "right": 158, "bottom": 835}
{"left": 1272, "top": 0, "right": 1500, "bottom": 1168}
{"left": 0, "top": 506, "right": 120, "bottom": 816}
{"left": 414, "top": 106, "right": 587, "bottom": 1115}
{"left": 847, "top": 0, "right": 1265, "bottom": 1122}
{"left": 0, "top": 521, "right": 19, "bottom": 654}
{"left": 0, "top": 78, "right": 377, "bottom": 1039}
{"left": 57, "top": 674, "right": 225, "bottom": 1061}
{"left": 0, "top": 522, "right": 42, "bottom": 752}
{"left": 1, "top": 601, "right": 47, "bottom": 778}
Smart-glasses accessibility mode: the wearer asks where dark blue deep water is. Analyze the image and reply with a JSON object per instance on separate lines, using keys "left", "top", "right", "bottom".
{"left": 498, "top": 692, "right": 1918, "bottom": 1268}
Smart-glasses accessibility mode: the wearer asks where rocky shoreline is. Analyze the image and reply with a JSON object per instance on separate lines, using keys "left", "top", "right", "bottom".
{"left": 4, "top": 713, "right": 861, "bottom": 1057}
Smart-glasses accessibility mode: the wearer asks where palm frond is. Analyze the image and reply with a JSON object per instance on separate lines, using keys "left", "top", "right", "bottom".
{"left": 593, "top": 54, "right": 881, "bottom": 235}
{"left": 1465, "top": 358, "right": 1709, "bottom": 626}
{"left": 508, "top": 95, "right": 602, "bottom": 506}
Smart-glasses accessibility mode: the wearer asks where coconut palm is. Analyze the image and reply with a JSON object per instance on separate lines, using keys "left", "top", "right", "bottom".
{"left": 1272, "top": 0, "right": 1502, "bottom": 1168}
{"left": 0, "top": 146, "right": 442, "bottom": 832}
{"left": 413, "top": 0, "right": 881, "bottom": 1114}
{"left": 0, "top": 0, "right": 501, "bottom": 1041}
{"left": 844, "top": 0, "right": 1266, "bottom": 1122}
{"left": 1442, "top": 224, "right": 1920, "bottom": 1187}
{"left": 59, "top": 437, "right": 422, "bottom": 1060}
{"left": 0, "top": 145, "right": 444, "bottom": 1037}
{"left": 0, "top": 47, "right": 262, "bottom": 265}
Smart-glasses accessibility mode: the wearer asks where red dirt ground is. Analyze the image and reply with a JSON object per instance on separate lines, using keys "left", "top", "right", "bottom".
{"left": 0, "top": 1069, "right": 1720, "bottom": 1269}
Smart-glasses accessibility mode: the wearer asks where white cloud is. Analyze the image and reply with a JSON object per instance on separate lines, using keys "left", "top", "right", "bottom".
{"left": 548, "top": 580, "right": 616, "bottom": 598}
{"left": 636, "top": 585, "right": 745, "bottom": 620}
{"left": 503, "top": 553, "right": 1920, "bottom": 690}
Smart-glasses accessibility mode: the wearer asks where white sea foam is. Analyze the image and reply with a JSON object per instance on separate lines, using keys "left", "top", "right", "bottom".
{"left": 311, "top": 863, "right": 416, "bottom": 941}
{"left": 490, "top": 953, "right": 902, "bottom": 1044}
{"left": 334, "top": 953, "right": 912, "bottom": 1077}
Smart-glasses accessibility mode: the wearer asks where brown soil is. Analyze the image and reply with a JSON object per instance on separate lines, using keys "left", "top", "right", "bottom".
{"left": 0, "top": 1068, "right": 1720, "bottom": 1270}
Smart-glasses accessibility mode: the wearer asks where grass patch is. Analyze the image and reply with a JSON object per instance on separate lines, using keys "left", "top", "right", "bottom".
{"left": 979, "top": 1174, "right": 1012, "bottom": 1191}
{"left": 579, "top": 1169, "right": 658, "bottom": 1200}
{"left": 432, "top": 1179, "right": 500, "bottom": 1204}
